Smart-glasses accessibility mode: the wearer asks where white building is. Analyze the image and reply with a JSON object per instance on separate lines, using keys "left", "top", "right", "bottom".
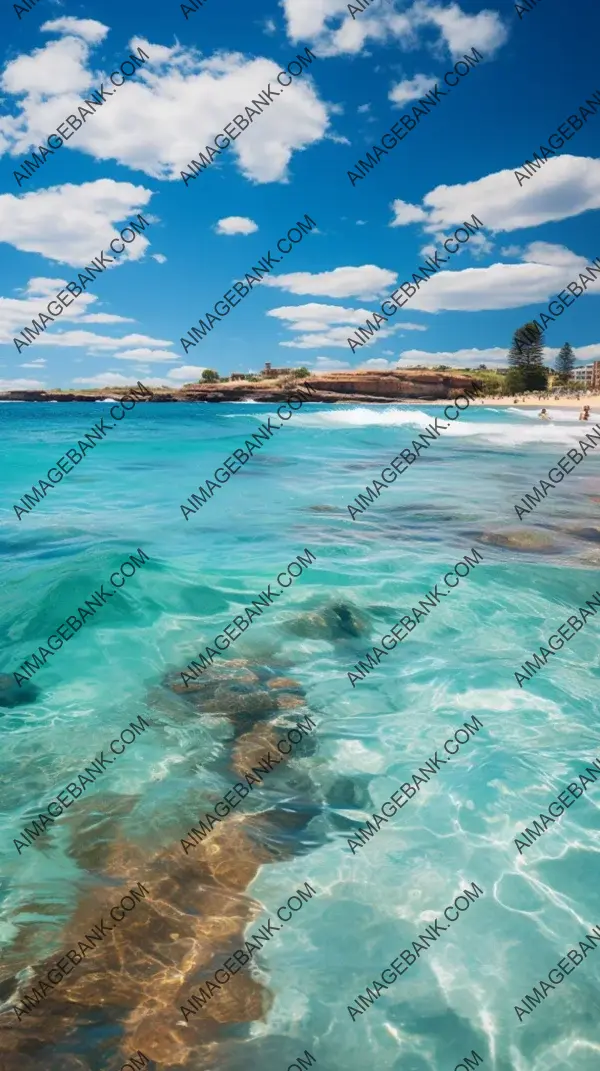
{"left": 573, "top": 364, "right": 597, "bottom": 386}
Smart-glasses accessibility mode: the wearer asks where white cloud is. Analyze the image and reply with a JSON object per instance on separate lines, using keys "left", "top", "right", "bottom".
{"left": 111, "top": 348, "right": 179, "bottom": 362}
{"left": 282, "top": 0, "right": 507, "bottom": 61}
{"left": 394, "top": 156, "right": 600, "bottom": 237}
{"left": 40, "top": 17, "right": 110, "bottom": 44}
{"left": 215, "top": 216, "right": 258, "bottom": 236}
{"left": 0, "top": 275, "right": 170, "bottom": 349}
{"left": 151, "top": 253, "right": 167, "bottom": 264}
{"left": 0, "top": 377, "right": 46, "bottom": 388}
{"left": 268, "top": 302, "right": 378, "bottom": 330}
{"left": 269, "top": 300, "right": 427, "bottom": 347}
{"left": 20, "top": 357, "right": 46, "bottom": 367}
{"left": 0, "top": 180, "right": 154, "bottom": 266}
{"left": 30, "top": 331, "right": 174, "bottom": 350}
{"left": 164, "top": 365, "right": 207, "bottom": 381}
{"left": 72, "top": 366, "right": 206, "bottom": 387}
{"left": 78, "top": 313, "right": 136, "bottom": 323}
{"left": 357, "top": 103, "right": 371, "bottom": 114}
{"left": 359, "top": 357, "right": 395, "bottom": 369}
{"left": 396, "top": 343, "right": 600, "bottom": 369}
{"left": 390, "top": 198, "right": 428, "bottom": 226}
{"left": 263, "top": 265, "right": 397, "bottom": 299}
{"left": 281, "top": 327, "right": 360, "bottom": 349}
{"left": 409, "top": 1, "right": 508, "bottom": 59}
{"left": 0, "top": 29, "right": 331, "bottom": 185}
{"left": 391, "top": 243, "right": 600, "bottom": 313}
{"left": 388, "top": 73, "right": 436, "bottom": 106}
{"left": 308, "top": 355, "right": 351, "bottom": 370}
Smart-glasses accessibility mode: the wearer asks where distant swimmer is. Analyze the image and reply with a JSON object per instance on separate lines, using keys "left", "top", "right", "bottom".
{"left": 539, "top": 408, "right": 550, "bottom": 420}
{"left": 580, "top": 405, "right": 591, "bottom": 421}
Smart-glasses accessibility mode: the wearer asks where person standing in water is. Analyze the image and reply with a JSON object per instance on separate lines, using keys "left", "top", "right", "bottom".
{"left": 580, "top": 405, "right": 591, "bottom": 421}
{"left": 539, "top": 408, "right": 550, "bottom": 420}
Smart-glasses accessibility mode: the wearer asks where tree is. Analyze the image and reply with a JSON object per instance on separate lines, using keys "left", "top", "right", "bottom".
{"left": 201, "top": 369, "right": 219, "bottom": 382}
{"left": 555, "top": 342, "right": 575, "bottom": 384}
{"left": 294, "top": 366, "right": 310, "bottom": 378}
{"left": 508, "top": 321, "right": 548, "bottom": 391}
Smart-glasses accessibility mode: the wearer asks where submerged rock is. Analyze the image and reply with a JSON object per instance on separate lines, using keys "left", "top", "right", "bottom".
{"left": 286, "top": 600, "right": 369, "bottom": 641}
{"left": 0, "top": 673, "right": 39, "bottom": 708}
{"left": 476, "top": 529, "right": 559, "bottom": 552}
{"left": 566, "top": 525, "right": 600, "bottom": 544}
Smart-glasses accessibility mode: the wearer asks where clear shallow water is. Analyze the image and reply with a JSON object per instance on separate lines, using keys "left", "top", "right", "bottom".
{"left": 1, "top": 401, "right": 600, "bottom": 1071}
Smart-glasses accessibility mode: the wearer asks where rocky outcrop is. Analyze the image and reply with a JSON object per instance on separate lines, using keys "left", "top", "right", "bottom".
{"left": 0, "top": 371, "right": 482, "bottom": 404}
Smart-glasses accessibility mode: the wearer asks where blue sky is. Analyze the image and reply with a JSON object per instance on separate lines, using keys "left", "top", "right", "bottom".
{"left": 0, "top": 0, "right": 599, "bottom": 388}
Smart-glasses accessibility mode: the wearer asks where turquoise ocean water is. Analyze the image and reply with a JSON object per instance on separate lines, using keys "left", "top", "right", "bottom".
{"left": 1, "top": 399, "right": 600, "bottom": 1071}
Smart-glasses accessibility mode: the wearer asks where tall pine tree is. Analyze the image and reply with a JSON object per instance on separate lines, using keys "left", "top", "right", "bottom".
{"left": 507, "top": 321, "right": 548, "bottom": 391}
{"left": 555, "top": 342, "right": 575, "bottom": 384}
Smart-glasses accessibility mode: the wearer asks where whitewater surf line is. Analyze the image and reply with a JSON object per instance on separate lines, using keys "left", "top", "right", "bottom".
{"left": 346, "top": 386, "right": 481, "bottom": 519}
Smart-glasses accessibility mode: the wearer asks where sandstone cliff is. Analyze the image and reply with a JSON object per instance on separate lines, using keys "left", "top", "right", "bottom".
{"left": 0, "top": 370, "right": 482, "bottom": 403}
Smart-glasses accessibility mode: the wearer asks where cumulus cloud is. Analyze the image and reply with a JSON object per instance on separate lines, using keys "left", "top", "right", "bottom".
{"left": 308, "top": 355, "right": 351, "bottom": 370}
{"left": 0, "top": 27, "right": 331, "bottom": 184}
{"left": 20, "top": 358, "right": 46, "bottom": 367}
{"left": 388, "top": 73, "right": 436, "bottom": 106}
{"left": 359, "top": 357, "right": 395, "bottom": 369}
{"left": 0, "top": 275, "right": 173, "bottom": 353}
{"left": 215, "top": 216, "right": 258, "bottom": 236}
{"left": 263, "top": 265, "right": 397, "bottom": 299}
{"left": 0, "top": 377, "right": 46, "bottom": 388}
{"left": 392, "top": 156, "right": 600, "bottom": 236}
{"left": 268, "top": 302, "right": 378, "bottom": 329}
{"left": 268, "top": 299, "right": 428, "bottom": 347}
{"left": 391, "top": 242, "right": 600, "bottom": 313}
{"left": 72, "top": 365, "right": 206, "bottom": 387}
{"left": 0, "top": 180, "right": 154, "bottom": 265}
{"left": 40, "top": 17, "right": 110, "bottom": 44}
{"left": 390, "top": 198, "right": 428, "bottom": 226}
{"left": 29, "top": 331, "right": 174, "bottom": 350}
{"left": 111, "top": 348, "right": 179, "bottom": 362}
{"left": 282, "top": 0, "right": 507, "bottom": 61}
{"left": 164, "top": 365, "right": 207, "bottom": 381}
{"left": 409, "top": 1, "right": 507, "bottom": 59}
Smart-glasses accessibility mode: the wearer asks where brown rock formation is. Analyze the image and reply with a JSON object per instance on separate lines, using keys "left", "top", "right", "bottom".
{"left": 0, "top": 371, "right": 482, "bottom": 404}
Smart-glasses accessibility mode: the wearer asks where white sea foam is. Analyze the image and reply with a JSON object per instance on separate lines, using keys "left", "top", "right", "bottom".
{"left": 290, "top": 405, "right": 593, "bottom": 447}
